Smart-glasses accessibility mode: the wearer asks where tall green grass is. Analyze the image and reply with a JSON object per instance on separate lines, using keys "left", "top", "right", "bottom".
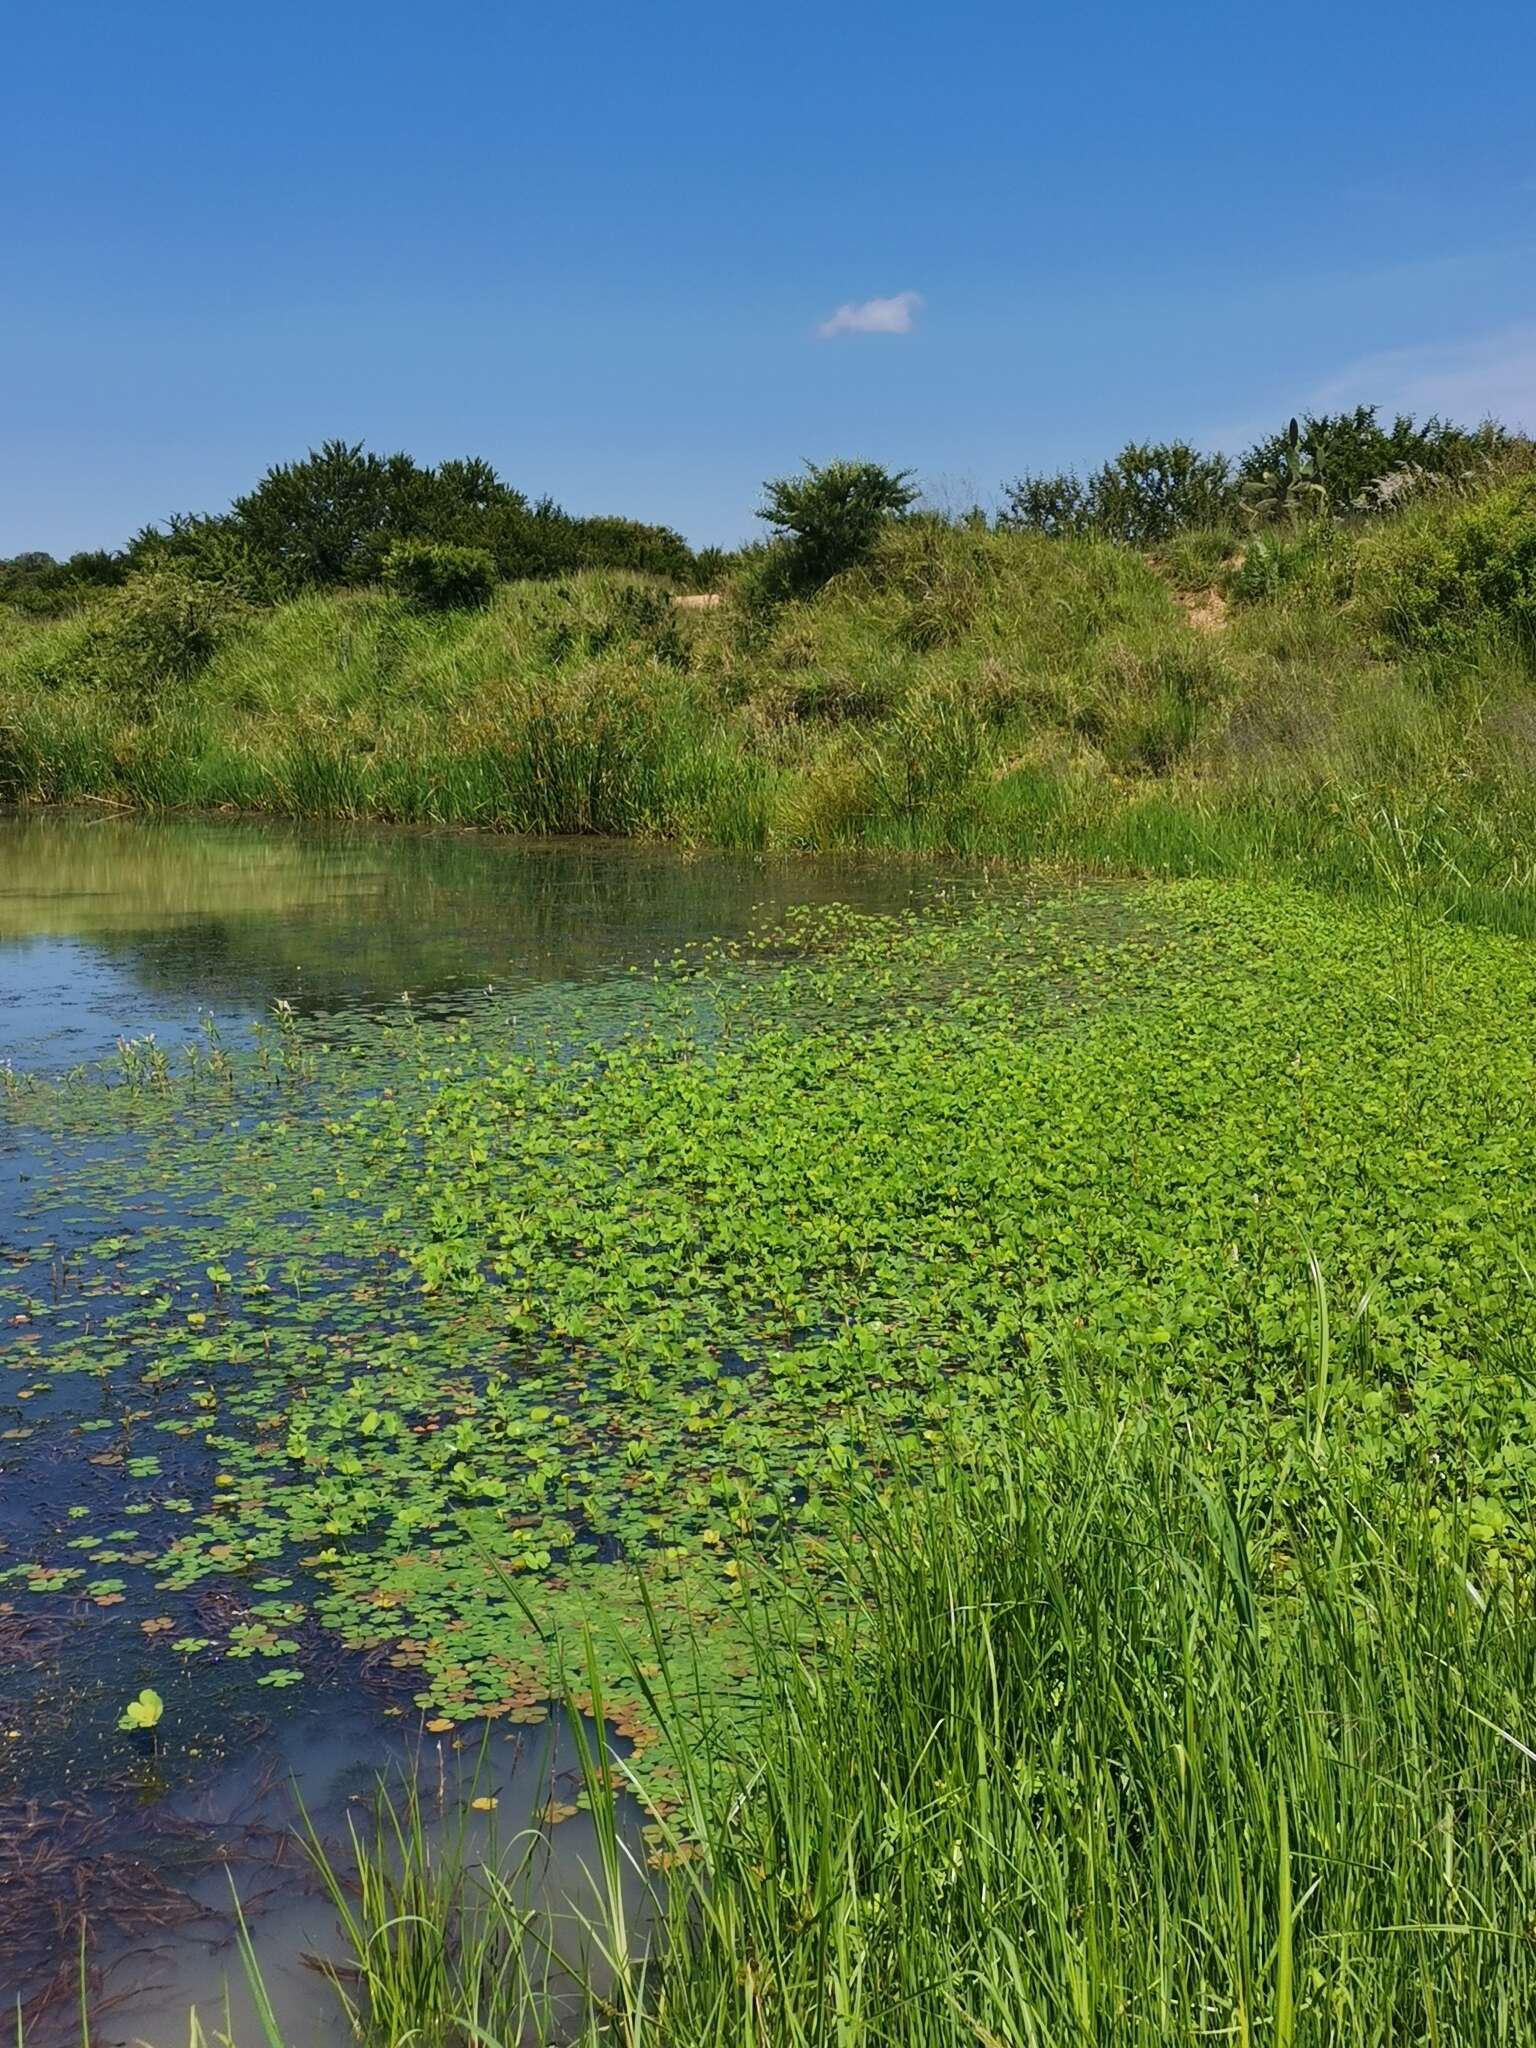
{"left": 186, "top": 1425, "right": 1536, "bottom": 2047}
{"left": 630, "top": 1434, "right": 1536, "bottom": 2047}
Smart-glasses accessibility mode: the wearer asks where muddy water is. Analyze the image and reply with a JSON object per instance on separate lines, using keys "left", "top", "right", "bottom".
{"left": 0, "top": 812, "right": 959, "bottom": 2043}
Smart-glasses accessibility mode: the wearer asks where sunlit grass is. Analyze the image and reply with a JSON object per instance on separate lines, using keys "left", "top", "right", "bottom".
{"left": 165, "top": 1429, "right": 1536, "bottom": 2048}
{"left": 5, "top": 523, "right": 1536, "bottom": 930}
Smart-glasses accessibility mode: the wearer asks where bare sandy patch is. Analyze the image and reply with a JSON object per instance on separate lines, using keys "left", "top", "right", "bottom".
{"left": 1177, "top": 588, "right": 1229, "bottom": 633}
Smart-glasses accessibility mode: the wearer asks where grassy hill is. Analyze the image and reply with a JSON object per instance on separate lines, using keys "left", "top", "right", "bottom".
{"left": 6, "top": 458, "right": 1536, "bottom": 930}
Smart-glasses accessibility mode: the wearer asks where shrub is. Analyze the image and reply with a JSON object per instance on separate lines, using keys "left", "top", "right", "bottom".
{"left": 1355, "top": 474, "right": 1536, "bottom": 651}
{"left": 1088, "top": 441, "right": 1235, "bottom": 543}
{"left": 1227, "top": 520, "right": 1354, "bottom": 607}
{"left": 106, "top": 569, "right": 245, "bottom": 681}
{"left": 227, "top": 440, "right": 425, "bottom": 587}
{"left": 1237, "top": 419, "right": 1331, "bottom": 530}
{"left": 1004, "top": 441, "right": 1235, "bottom": 544}
{"left": 129, "top": 514, "right": 291, "bottom": 604}
{"left": 1238, "top": 406, "right": 1509, "bottom": 519}
{"left": 552, "top": 513, "right": 695, "bottom": 583}
{"left": 757, "top": 460, "right": 918, "bottom": 595}
{"left": 16, "top": 569, "right": 249, "bottom": 699}
{"left": 1001, "top": 470, "right": 1093, "bottom": 538}
{"left": 730, "top": 541, "right": 802, "bottom": 624}
{"left": 384, "top": 540, "right": 497, "bottom": 612}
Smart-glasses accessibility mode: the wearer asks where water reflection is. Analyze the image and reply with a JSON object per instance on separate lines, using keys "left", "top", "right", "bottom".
{"left": 0, "top": 810, "right": 945, "bottom": 1069}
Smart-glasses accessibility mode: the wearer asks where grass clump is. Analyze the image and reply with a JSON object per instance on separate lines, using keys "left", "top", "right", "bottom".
{"left": 622, "top": 1436, "right": 1536, "bottom": 2048}
{"left": 217, "top": 1434, "right": 1536, "bottom": 2048}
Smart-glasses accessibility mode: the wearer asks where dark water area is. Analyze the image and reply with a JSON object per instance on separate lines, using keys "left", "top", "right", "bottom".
{"left": 0, "top": 810, "right": 965, "bottom": 2041}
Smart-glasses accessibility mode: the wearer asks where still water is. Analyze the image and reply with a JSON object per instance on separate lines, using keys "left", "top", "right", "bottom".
{"left": 0, "top": 811, "right": 949, "bottom": 1071}
{"left": 0, "top": 811, "right": 955, "bottom": 2043}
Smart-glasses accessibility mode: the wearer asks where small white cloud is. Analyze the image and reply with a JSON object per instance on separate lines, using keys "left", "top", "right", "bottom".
{"left": 817, "top": 290, "right": 924, "bottom": 340}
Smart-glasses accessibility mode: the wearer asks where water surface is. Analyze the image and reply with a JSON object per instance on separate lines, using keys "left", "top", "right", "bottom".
{"left": 0, "top": 810, "right": 963, "bottom": 2041}
{"left": 0, "top": 811, "right": 950, "bottom": 1069}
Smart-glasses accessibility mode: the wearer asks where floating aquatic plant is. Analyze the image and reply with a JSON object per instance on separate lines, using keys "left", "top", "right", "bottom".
{"left": 116, "top": 1688, "right": 163, "bottom": 1734}
{"left": 7, "top": 879, "right": 1536, "bottom": 1799}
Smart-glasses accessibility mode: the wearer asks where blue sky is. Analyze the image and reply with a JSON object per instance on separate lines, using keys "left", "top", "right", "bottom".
{"left": 5, "top": 0, "right": 1535, "bottom": 553}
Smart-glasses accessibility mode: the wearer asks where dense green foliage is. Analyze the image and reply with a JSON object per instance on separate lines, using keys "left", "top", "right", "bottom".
{"left": 0, "top": 439, "right": 698, "bottom": 621}
{"left": 754, "top": 459, "right": 919, "bottom": 594}
{"left": 384, "top": 539, "right": 499, "bottom": 613}
{"left": 1237, "top": 404, "right": 1509, "bottom": 516}
{"left": 1005, "top": 408, "right": 1512, "bottom": 540}
{"left": 11, "top": 878, "right": 1536, "bottom": 2042}
{"left": 1354, "top": 469, "right": 1536, "bottom": 651}
{"left": 6, "top": 413, "right": 1535, "bottom": 918}
{"left": 0, "top": 545, "right": 126, "bottom": 614}
{"left": 208, "top": 442, "right": 697, "bottom": 592}
{"left": 8, "top": 565, "right": 251, "bottom": 703}
{"left": 1005, "top": 439, "right": 1233, "bottom": 541}
{"left": 1, "top": 406, "right": 1516, "bottom": 640}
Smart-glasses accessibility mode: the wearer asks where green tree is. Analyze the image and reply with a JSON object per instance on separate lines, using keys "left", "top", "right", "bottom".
{"left": 1003, "top": 442, "right": 1233, "bottom": 543}
{"left": 757, "top": 459, "right": 918, "bottom": 593}
{"left": 226, "top": 440, "right": 436, "bottom": 588}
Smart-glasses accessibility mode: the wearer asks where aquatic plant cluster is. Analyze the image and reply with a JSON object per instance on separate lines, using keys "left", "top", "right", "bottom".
{"left": 5, "top": 879, "right": 1536, "bottom": 1803}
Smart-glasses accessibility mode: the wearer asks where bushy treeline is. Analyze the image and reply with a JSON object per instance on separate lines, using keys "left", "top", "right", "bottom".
{"left": 0, "top": 439, "right": 704, "bottom": 617}
{"left": 9, "top": 448, "right": 1536, "bottom": 929}
{"left": 6, "top": 399, "right": 1531, "bottom": 753}
{"left": 1003, "top": 406, "right": 1515, "bottom": 544}
{"left": 4, "top": 407, "right": 1522, "bottom": 633}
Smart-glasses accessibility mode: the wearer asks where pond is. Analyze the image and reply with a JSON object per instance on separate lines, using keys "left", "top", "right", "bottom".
{"left": 11, "top": 812, "right": 1531, "bottom": 2046}
{"left": 0, "top": 811, "right": 977, "bottom": 2043}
